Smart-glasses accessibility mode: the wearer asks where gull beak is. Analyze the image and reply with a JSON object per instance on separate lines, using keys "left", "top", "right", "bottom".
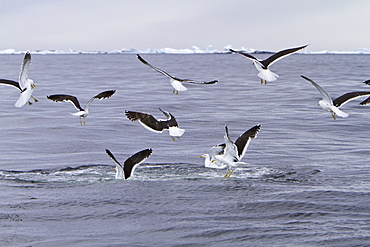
{"left": 211, "top": 160, "right": 215, "bottom": 163}
{"left": 200, "top": 155, "right": 204, "bottom": 158}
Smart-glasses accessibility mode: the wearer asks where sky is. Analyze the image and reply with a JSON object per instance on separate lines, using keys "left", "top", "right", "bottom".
{"left": 1, "top": 0, "right": 370, "bottom": 52}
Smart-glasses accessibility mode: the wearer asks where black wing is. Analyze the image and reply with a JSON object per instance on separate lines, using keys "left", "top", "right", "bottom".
{"left": 234, "top": 124, "right": 261, "bottom": 158}
{"left": 125, "top": 111, "right": 168, "bottom": 132}
{"left": 261, "top": 45, "right": 308, "bottom": 68}
{"left": 137, "top": 54, "right": 175, "bottom": 79}
{"left": 0, "top": 79, "right": 21, "bottom": 91}
{"left": 158, "top": 109, "right": 178, "bottom": 128}
{"left": 229, "top": 49, "right": 259, "bottom": 61}
{"left": 123, "top": 148, "right": 153, "bottom": 179}
{"left": 181, "top": 79, "right": 218, "bottom": 85}
{"left": 332, "top": 92, "right": 370, "bottom": 107}
{"left": 363, "top": 79, "right": 370, "bottom": 85}
{"left": 47, "top": 94, "right": 84, "bottom": 111}
{"left": 85, "top": 90, "right": 116, "bottom": 110}
{"left": 93, "top": 90, "right": 116, "bottom": 100}
{"left": 359, "top": 97, "right": 370, "bottom": 105}
{"left": 105, "top": 149, "right": 123, "bottom": 169}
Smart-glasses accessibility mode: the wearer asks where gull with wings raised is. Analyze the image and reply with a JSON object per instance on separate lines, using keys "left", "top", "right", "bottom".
{"left": 212, "top": 125, "right": 261, "bottom": 178}
{"left": 230, "top": 45, "right": 308, "bottom": 84}
{"left": 0, "top": 51, "right": 37, "bottom": 107}
{"left": 302, "top": 75, "right": 370, "bottom": 120}
{"left": 47, "top": 90, "right": 116, "bottom": 124}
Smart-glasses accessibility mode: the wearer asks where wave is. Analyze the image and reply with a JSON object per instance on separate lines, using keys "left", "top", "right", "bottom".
{"left": 1, "top": 46, "right": 370, "bottom": 55}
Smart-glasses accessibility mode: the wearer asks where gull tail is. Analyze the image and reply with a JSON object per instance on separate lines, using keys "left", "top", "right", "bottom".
{"left": 331, "top": 106, "right": 349, "bottom": 118}
{"left": 170, "top": 79, "right": 188, "bottom": 92}
{"left": 15, "top": 88, "right": 34, "bottom": 107}
{"left": 71, "top": 111, "right": 85, "bottom": 116}
{"left": 168, "top": 126, "right": 185, "bottom": 137}
{"left": 258, "top": 70, "right": 279, "bottom": 82}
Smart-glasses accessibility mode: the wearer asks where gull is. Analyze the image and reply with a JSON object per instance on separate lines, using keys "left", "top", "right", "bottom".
{"left": 230, "top": 45, "right": 308, "bottom": 84}
{"left": 200, "top": 144, "right": 227, "bottom": 169}
{"left": 0, "top": 51, "right": 37, "bottom": 107}
{"left": 136, "top": 54, "right": 218, "bottom": 94}
{"left": 302, "top": 75, "right": 370, "bottom": 120}
{"left": 212, "top": 125, "right": 261, "bottom": 178}
{"left": 105, "top": 148, "right": 152, "bottom": 179}
{"left": 47, "top": 90, "right": 116, "bottom": 124}
{"left": 125, "top": 108, "right": 185, "bottom": 141}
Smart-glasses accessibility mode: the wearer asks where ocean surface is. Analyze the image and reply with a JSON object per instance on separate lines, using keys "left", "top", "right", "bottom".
{"left": 0, "top": 53, "right": 369, "bottom": 247}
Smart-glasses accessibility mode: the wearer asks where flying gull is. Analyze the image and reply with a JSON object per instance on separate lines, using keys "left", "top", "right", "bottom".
{"left": 136, "top": 54, "right": 218, "bottom": 94}
{"left": 47, "top": 90, "right": 116, "bottom": 124}
{"left": 230, "top": 45, "right": 308, "bottom": 84}
{"left": 0, "top": 51, "right": 38, "bottom": 107}
{"left": 125, "top": 108, "right": 185, "bottom": 141}
{"left": 301, "top": 75, "right": 370, "bottom": 120}
{"left": 212, "top": 125, "right": 261, "bottom": 178}
{"left": 105, "top": 148, "right": 152, "bottom": 179}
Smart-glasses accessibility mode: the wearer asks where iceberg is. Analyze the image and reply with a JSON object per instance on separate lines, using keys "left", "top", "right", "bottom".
{"left": 0, "top": 46, "right": 370, "bottom": 55}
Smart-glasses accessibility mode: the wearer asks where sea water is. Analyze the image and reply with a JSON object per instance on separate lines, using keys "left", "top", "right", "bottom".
{"left": 0, "top": 53, "right": 369, "bottom": 246}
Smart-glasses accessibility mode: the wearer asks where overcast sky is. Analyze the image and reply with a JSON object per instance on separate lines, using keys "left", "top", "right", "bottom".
{"left": 1, "top": 0, "right": 369, "bottom": 52}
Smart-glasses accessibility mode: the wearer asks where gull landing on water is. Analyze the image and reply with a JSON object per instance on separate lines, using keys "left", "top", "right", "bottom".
{"left": 136, "top": 54, "right": 218, "bottom": 94}
{"left": 211, "top": 125, "right": 261, "bottom": 178}
{"left": 125, "top": 108, "right": 185, "bottom": 141}
{"left": 105, "top": 148, "right": 152, "bottom": 179}
{"left": 230, "top": 45, "right": 308, "bottom": 84}
{"left": 200, "top": 144, "right": 227, "bottom": 169}
{"left": 0, "top": 51, "right": 38, "bottom": 107}
{"left": 47, "top": 90, "right": 116, "bottom": 124}
{"left": 301, "top": 75, "right": 370, "bottom": 120}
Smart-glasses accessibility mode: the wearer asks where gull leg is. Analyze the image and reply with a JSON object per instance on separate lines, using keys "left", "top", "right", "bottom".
{"left": 28, "top": 101, "right": 33, "bottom": 105}
{"left": 171, "top": 136, "right": 181, "bottom": 141}
{"left": 31, "top": 95, "right": 38, "bottom": 102}
{"left": 31, "top": 84, "right": 36, "bottom": 89}
{"left": 260, "top": 79, "right": 268, "bottom": 84}
{"left": 331, "top": 113, "right": 336, "bottom": 120}
{"left": 224, "top": 169, "right": 235, "bottom": 178}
